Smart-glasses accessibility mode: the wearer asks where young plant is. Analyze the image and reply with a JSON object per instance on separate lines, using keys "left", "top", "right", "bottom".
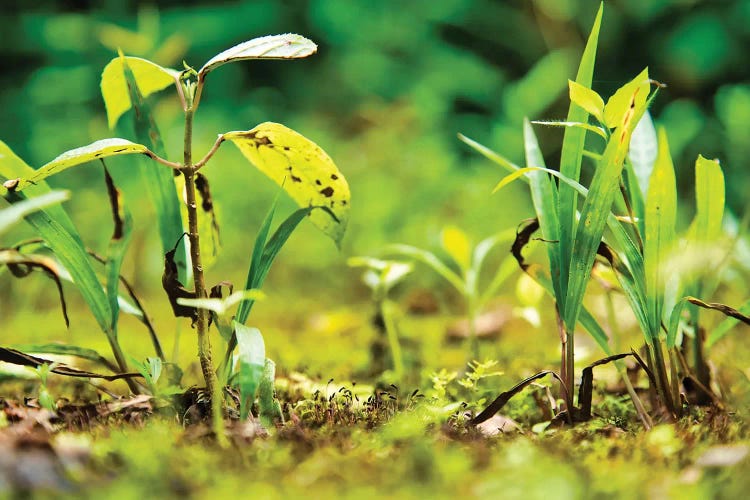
{"left": 387, "top": 226, "right": 516, "bottom": 359}
{"left": 348, "top": 256, "right": 414, "bottom": 381}
{"left": 463, "top": 3, "right": 748, "bottom": 421}
{"left": 0, "top": 34, "right": 350, "bottom": 426}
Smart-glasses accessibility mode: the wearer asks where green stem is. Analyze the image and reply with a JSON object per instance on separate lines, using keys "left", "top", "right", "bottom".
{"left": 650, "top": 339, "right": 676, "bottom": 419}
{"left": 107, "top": 332, "right": 140, "bottom": 394}
{"left": 381, "top": 299, "right": 404, "bottom": 381}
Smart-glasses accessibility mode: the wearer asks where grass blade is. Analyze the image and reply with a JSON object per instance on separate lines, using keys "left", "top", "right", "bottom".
{"left": 557, "top": 3, "right": 603, "bottom": 301}
{"left": 644, "top": 128, "right": 677, "bottom": 340}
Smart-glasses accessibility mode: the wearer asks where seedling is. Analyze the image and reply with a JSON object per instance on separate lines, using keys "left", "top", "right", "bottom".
{"left": 0, "top": 34, "right": 350, "bottom": 432}
{"left": 387, "top": 226, "right": 516, "bottom": 359}
{"left": 348, "top": 256, "right": 414, "bottom": 380}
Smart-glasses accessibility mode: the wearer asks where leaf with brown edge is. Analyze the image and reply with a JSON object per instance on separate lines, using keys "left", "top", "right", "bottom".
{"left": 223, "top": 123, "right": 349, "bottom": 247}
{"left": 471, "top": 370, "right": 566, "bottom": 426}
{"left": 0, "top": 347, "right": 142, "bottom": 381}
{"left": 195, "top": 172, "right": 221, "bottom": 264}
{"left": 687, "top": 297, "right": 750, "bottom": 326}
{"left": 510, "top": 218, "right": 540, "bottom": 273}
{"left": 576, "top": 352, "right": 633, "bottom": 421}
{"left": 0, "top": 249, "right": 69, "bottom": 327}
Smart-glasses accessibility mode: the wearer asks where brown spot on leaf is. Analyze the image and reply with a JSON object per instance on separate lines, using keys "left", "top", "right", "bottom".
{"left": 331, "top": 174, "right": 338, "bottom": 180}
{"left": 291, "top": 175, "right": 302, "bottom": 183}
{"left": 320, "top": 186, "right": 334, "bottom": 198}
{"left": 103, "top": 167, "right": 124, "bottom": 240}
{"left": 315, "top": 179, "right": 322, "bottom": 186}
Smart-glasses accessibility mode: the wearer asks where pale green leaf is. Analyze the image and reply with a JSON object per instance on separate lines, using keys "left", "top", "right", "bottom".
{"left": 178, "top": 289, "right": 265, "bottom": 316}
{"left": 0, "top": 190, "right": 69, "bottom": 235}
{"left": 627, "top": 111, "right": 658, "bottom": 199}
{"left": 101, "top": 55, "right": 179, "bottom": 129}
{"left": 568, "top": 80, "right": 605, "bottom": 123}
{"left": 644, "top": 127, "right": 677, "bottom": 340}
{"left": 531, "top": 120, "right": 607, "bottom": 139}
{"left": 200, "top": 34, "right": 317, "bottom": 76}
{"left": 224, "top": 123, "right": 349, "bottom": 246}
{"left": 236, "top": 322, "right": 265, "bottom": 420}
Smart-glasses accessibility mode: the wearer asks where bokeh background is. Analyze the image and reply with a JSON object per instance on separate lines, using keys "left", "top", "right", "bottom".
{"left": 2, "top": 0, "right": 749, "bottom": 383}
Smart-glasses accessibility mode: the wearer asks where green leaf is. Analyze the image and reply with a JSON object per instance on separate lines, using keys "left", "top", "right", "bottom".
{"left": 568, "top": 80, "right": 605, "bottom": 123}
{"left": 644, "top": 127, "right": 677, "bottom": 340}
{"left": 458, "top": 133, "right": 521, "bottom": 174}
{"left": 0, "top": 190, "right": 69, "bottom": 235}
{"left": 558, "top": 3, "right": 603, "bottom": 303}
{"left": 386, "top": 244, "right": 465, "bottom": 294}
{"left": 120, "top": 54, "right": 188, "bottom": 284}
{"left": 224, "top": 123, "right": 350, "bottom": 247}
{"left": 563, "top": 69, "right": 652, "bottom": 332}
{"left": 236, "top": 322, "right": 265, "bottom": 420}
{"left": 523, "top": 120, "right": 563, "bottom": 309}
{"left": 236, "top": 195, "right": 279, "bottom": 325}
{"left": 0, "top": 141, "right": 79, "bottom": 237}
{"left": 3, "top": 191, "right": 112, "bottom": 336}
{"left": 258, "top": 358, "right": 283, "bottom": 428}
{"left": 199, "top": 34, "right": 317, "bottom": 77}
{"left": 101, "top": 54, "right": 179, "bottom": 129}
{"left": 9, "top": 139, "right": 150, "bottom": 192}
{"left": 693, "top": 155, "right": 724, "bottom": 243}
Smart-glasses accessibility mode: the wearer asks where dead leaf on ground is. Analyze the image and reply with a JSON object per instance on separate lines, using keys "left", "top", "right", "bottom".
{"left": 446, "top": 306, "right": 512, "bottom": 340}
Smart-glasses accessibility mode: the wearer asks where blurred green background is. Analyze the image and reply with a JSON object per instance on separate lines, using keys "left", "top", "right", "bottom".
{"left": 2, "top": 0, "right": 749, "bottom": 383}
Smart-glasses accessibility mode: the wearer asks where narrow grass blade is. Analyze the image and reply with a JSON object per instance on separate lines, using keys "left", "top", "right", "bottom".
{"left": 387, "top": 244, "right": 465, "bottom": 293}
{"left": 523, "top": 120, "right": 563, "bottom": 305}
{"left": 558, "top": 3, "right": 603, "bottom": 301}
{"left": 644, "top": 128, "right": 677, "bottom": 340}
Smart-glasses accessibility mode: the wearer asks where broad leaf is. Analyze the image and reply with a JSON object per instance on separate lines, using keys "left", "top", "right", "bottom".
{"left": 236, "top": 322, "right": 265, "bottom": 420}
{"left": 101, "top": 55, "right": 179, "bottom": 129}
{"left": 199, "top": 34, "right": 317, "bottom": 76}
{"left": 224, "top": 123, "right": 350, "bottom": 246}
{"left": 9, "top": 139, "right": 149, "bottom": 192}
{"left": 693, "top": 155, "right": 724, "bottom": 244}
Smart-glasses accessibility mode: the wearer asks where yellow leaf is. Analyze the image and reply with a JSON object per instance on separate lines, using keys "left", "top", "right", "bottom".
{"left": 603, "top": 68, "right": 650, "bottom": 129}
{"left": 441, "top": 225, "right": 471, "bottom": 270}
{"left": 224, "top": 123, "right": 350, "bottom": 246}
{"left": 568, "top": 80, "right": 605, "bottom": 124}
{"left": 101, "top": 55, "right": 179, "bottom": 129}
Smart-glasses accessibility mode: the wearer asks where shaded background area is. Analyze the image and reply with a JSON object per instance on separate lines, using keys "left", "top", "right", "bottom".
{"left": 1, "top": 0, "right": 749, "bottom": 381}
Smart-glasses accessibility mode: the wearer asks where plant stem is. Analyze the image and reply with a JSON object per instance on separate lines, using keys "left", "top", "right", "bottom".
{"left": 381, "top": 299, "right": 404, "bottom": 381}
{"left": 650, "top": 339, "right": 676, "bottom": 419}
{"left": 107, "top": 333, "right": 140, "bottom": 394}
{"left": 181, "top": 107, "right": 221, "bottom": 411}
